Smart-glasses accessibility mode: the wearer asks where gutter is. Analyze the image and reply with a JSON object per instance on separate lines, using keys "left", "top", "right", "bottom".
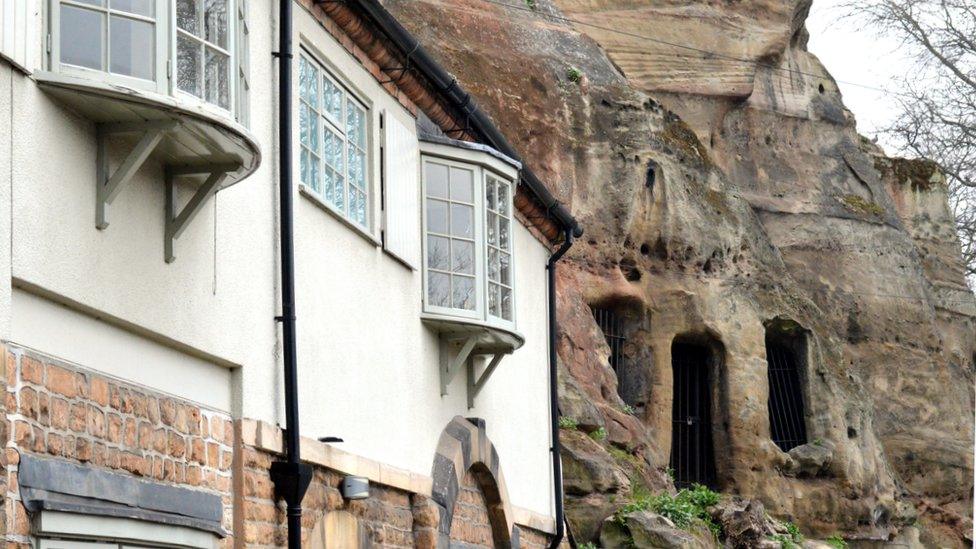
{"left": 343, "top": 0, "right": 582, "bottom": 238}
{"left": 547, "top": 228, "right": 577, "bottom": 549}
{"left": 270, "top": 1, "right": 313, "bottom": 548}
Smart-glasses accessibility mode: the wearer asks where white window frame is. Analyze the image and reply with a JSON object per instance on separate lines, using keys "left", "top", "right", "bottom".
{"left": 421, "top": 148, "right": 518, "bottom": 332}
{"left": 297, "top": 46, "right": 374, "bottom": 233}
{"left": 34, "top": 510, "right": 218, "bottom": 549}
{"left": 47, "top": 0, "right": 247, "bottom": 122}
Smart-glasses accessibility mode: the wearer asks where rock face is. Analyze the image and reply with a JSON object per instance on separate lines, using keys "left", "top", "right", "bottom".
{"left": 381, "top": 0, "right": 976, "bottom": 546}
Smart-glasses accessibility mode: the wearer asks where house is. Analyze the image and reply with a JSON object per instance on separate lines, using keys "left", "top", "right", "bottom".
{"left": 0, "top": 0, "right": 579, "bottom": 547}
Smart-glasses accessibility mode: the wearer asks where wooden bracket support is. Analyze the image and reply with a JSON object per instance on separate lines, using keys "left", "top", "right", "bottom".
{"left": 164, "top": 166, "right": 237, "bottom": 263}
{"left": 95, "top": 121, "right": 178, "bottom": 229}
{"left": 439, "top": 334, "right": 511, "bottom": 408}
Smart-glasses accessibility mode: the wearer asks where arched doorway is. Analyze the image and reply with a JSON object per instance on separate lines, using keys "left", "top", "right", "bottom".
{"left": 430, "top": 417, "right": 515, "bottom": 547}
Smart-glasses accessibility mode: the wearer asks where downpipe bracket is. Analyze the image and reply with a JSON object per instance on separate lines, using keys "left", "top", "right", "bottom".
{"left": 270, "top": 461, "right": 314, "bottom": 507}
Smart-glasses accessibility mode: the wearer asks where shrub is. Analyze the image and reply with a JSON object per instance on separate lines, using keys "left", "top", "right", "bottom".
{"left": 826, "top": 534, "right": 848, "bottom": 549}
{"left": 770, "top": 533, "right": 799, "bottom": 549}
{"left": 785, "top": 522, "right": 804, "bottom": 543}
{"left": 577, "top": 543, "right": 597, "bottom": 549}
{"left": 615, "top": 484, "right": 722, "bottom": 539}
{"left": 525, "top": 0, "right": 537, "bottom": 8}
{"left": 567, "top": 67, "right": 583, "bottom": 83}
{"left": 558, "top": 416, "right": 578, "bottom": 430}
{"left": 589, "top": 427, "right": 607, "bottom": 441}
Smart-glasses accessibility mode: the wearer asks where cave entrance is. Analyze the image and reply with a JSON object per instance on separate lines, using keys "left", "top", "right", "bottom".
{"left": 766, "top": 322, "right": 808, "bottom": 452}
{"left": 669, "top": 342, "right": 717, "bottom": 489}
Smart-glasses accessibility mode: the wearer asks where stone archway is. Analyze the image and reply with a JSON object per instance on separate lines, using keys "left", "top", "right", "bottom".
{"left": 430, "top": 416, "right": 518, "bottom": 547}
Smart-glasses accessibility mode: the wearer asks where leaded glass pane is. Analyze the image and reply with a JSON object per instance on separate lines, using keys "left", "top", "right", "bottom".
{"left": 452, "top": 276, "right": 475, "bottom": 310}
{"left": 450, "top": 204, "right": 473, "bottom": 238}
{"left": 427, "top": 236, "right": 449, "bottom": 271}
{"left": 322, "top": 77, "right": 342, "bottom": 122}
{"left": 450, "top": 168, "right": 473, "bottom": 202}
{"left": 427, "top": 163, "right": 449, "bottom": 199}
{"left": 427, "top": 200, "right": 448, "bottom": 235}
{"left": 355, "top": 189, "right": 367, "bottom": 225}
{"left": 301, "top": 149, "right": 319, "bottom": 192}
{"left": 176, "top": 33, "right": 202, "bottom": 97}
{"left": 452, "top": 240, "right": 474, "bottom": 275}
{"left": 61, "top": 5, "right": 103, "bottom": 70}
{"left": 489, "top": 283, "right": 500, "bottom": 317}
{"left": 299, "top": 57, "right": 318, "bottom": 106}
{"left": 500, "top": 252, "right": 511, "bottom": 285}
{"left": 323, "top": 168, "right": 340, "bottom": 205}
{"left": 205, "top": 47, "right": 229, "bottom": 108}
{"left": 497, "top": 183, "right": 510, "bottom": 215}
{"left": 112, "top": 0, "right": 153, "bottom": 16}
{"left": 330, "top": 169, "right": 345, "bottom": 212}
{"left": 428, "top": 272, "right": 450, "bottom": 308}
{"left": 110, "top": 16, "right": 154, "bottom": 80}
{"left": 204, "top": 0, "right": 228, "bottom": 48}
{"left": 346, "top": 103, "right": 366, "bottom": 148}
{"left": 501, "top": 288, "right": 513, "bottom": 320}
{"left": 348, "top": 147, "right": 366, "bottom": 189}
{"left": 486, "top": 179, "right": 497, "bottom": 210}
{"left": 323, "top": 127, "right": 343, "bottom": 171}
{"left": 487, "top": 212, "right": 498, "bottom": 246}
{"left": 177, "top": 0, "right": 199, "bottom": 34}
{"left": 299, "top": 104, "right": 318, "bottom": 151}
{"left": 499, "top": 217, "right": 510, "bottom": 249}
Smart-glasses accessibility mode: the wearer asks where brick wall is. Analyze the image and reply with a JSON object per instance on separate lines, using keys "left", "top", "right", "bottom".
{"left": 238, "top": 443, "right": 433, "bottom": 548}
{"left": 1, "top": 345, "right": 235, "bottom": 546}
{"left": 449, "top": 471, "right": 496, "bottom": 548}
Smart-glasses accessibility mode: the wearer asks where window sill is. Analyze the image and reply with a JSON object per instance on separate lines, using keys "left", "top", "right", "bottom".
{"left": 299, "top": 185, "right": 381, "bottom": 247}
{"left": 421, "top": 313, "right": 524, "bottom": 354}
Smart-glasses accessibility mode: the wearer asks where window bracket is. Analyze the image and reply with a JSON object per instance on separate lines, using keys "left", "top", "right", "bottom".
{"left": 164, "top": 162, "right": 240, "bottom": 263}
{"left": 96, "top": 120, "right": 178, "bottom": 230}
{"left": 438, "top": 333, "right": 511, "bottom": 408}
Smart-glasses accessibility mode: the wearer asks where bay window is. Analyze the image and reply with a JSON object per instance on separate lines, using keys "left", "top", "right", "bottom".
{"left": 422, "top": 151, "right": 517, "bottom": 329}
{"left": 299, "top": 50, "right": 371, "bottom": 228}
{"left": 50, "top": 0, "right": 248, "bottom": 122}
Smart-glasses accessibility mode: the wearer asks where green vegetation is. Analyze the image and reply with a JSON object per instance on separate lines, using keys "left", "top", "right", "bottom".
{"left": 577, "top": 543, "right": 597, "bottom": 549}
{"left": 567, "top": 67, "right": 583, "bottom": 83}
{"left": 608, "top": 446, "right": 642, "bottom": 469}
{"left": 826, "top": 534, "right": 849, "bottom": 549}
{"left": 558, "top": 416, "right": 578, "bottom": 430}
{"left": 813, "top": 437, "right": 825, "bottom": 447}
{"left": 525, "top": 0, "right": 537, "bottom": 8}
{"left": 785, "top": 521, "right": 804, "bottom": 544}
{"left": 770, "top": 533, "right": 800, "bottom": 548}
{"left": 589, "top": 427, "right": 608, "bottom": 441}
{"left": 839, "top": 194, "right": 885, "bottom": 217}
{"left": 616, "top": 484, "right": 722, "bottom": 539}
{"left": 665, "top": 466, "right": 675, "bottom": 481}
{"left": 619, "top": 403, "right": 636, "bottom": 415}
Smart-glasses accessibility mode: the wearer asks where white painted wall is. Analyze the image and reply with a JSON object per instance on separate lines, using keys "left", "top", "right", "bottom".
{"left": 1, "top": 0, "right": 557, "bottom": 519}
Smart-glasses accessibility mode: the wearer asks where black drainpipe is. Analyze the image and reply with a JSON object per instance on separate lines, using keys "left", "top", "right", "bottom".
{"left": 548, "top": 225, "right": 581, "bottom": 549}
{"left": 270, "top": 0, "right": 313, "bottom": 547}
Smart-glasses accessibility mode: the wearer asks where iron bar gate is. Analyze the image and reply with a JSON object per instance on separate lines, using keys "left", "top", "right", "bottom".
{"left": 669, "top": 343, "right": 716, "bottom": 489}
{"left": 766, "top": 342, "right": 807, "bottom": 452}
{"left": 592, "top": 308, "right": 626, "bottom": 372}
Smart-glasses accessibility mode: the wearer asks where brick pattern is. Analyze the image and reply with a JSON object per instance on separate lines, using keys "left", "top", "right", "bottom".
{"left": 448, "top": 471, "right": 495, "bottom": 548}
{"left": 1, "top": 346, "right": 234, "bottom": 546}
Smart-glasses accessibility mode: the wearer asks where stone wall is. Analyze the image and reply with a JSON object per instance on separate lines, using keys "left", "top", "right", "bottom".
{"left": 0, "top": 344, "right": 235, "bottom": 546}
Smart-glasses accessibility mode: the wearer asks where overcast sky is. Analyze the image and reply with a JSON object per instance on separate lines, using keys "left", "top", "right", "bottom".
{"left": 806, "top": 0, "right": 911, "bottom": 154}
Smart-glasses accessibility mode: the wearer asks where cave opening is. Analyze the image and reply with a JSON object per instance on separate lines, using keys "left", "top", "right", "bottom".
{"left": 590, "top": 303, "right": 651, "bottom": 414}
{"left": 765, "top": 321, "right": 809, "bottom": 452}
{"left": 669, "top": 337, "right": 722, "bottom": 489}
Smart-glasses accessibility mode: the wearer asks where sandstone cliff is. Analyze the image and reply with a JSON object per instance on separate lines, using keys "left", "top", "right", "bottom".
{"left": 382, "top": 0, "right": 976, "bottom": 546}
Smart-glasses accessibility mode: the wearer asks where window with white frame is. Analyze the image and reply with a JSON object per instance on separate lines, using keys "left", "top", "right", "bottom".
{"left": 423, "top": 156, "right": 516, "bottom": 326}
{"left": 299, "top": 51, "right": 370, "bottom": 228}
{"left": 52, "top": 0, "right": 248, "bottom": 122}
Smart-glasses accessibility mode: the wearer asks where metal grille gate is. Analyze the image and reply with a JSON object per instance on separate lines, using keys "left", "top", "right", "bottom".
{"left": 766, "top": 342, "right": 807, "bottom": 452}
{"left": 592, "top": 308, "right": 626, "bottom": 372}
{"left": 669, "top": 343, "right": 716, "bottom": 488}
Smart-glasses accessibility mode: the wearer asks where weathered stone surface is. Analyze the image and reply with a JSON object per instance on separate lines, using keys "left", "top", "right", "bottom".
{"left": 709, "top": 496, "right": 771, "bottom": 548}
{"left": 601, "top": 512, "right": 717, "bottom": 549}
{"left": 786, "top": 442, "right": 833, "bottom": 478}
{"left": 383, "top": 0, "right": 976, "bottom": 546}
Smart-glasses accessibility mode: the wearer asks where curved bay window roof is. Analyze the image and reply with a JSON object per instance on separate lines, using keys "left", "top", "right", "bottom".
{"left": 38, "top": 0, "right": 258, "bottom": 190}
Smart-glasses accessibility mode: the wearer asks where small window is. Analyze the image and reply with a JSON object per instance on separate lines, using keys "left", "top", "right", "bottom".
{"left": 299, "top": 52, "right": 371, "bottom": 228}
{"left": 175, "top": 0, "right": 231, "bottom": 108}
{"left": 422, "top": 156, "right": 516, "bottom": 327}
{"left": 58, "top": 0, "right": 158, "bottom": 80}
